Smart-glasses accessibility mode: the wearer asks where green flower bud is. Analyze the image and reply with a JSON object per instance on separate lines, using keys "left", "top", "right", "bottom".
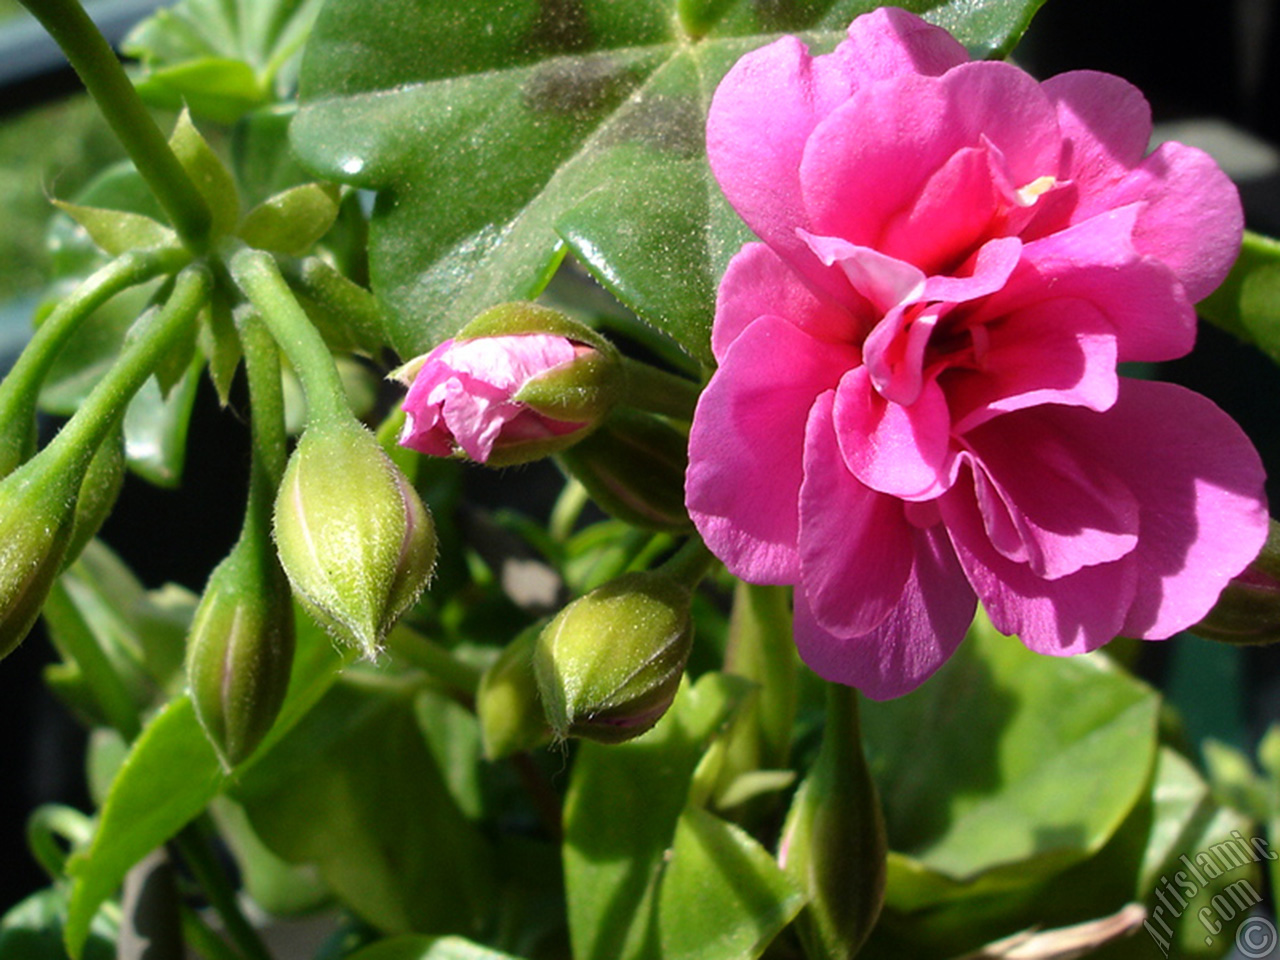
{"left": 274, "top": 418, "right": 436, "bottom": 656}
{"left": 0, "top": 460, "right": 79, "bottom": 660}
{"left": 1194, "top": 518, "right": 1280, "bottom": 644}
{"left": 779, "top": 685, "right": 886, "bottom": 959}
{"left": 534, "top": 570, "right": 693, "bottom": 744}
{"left": 556, "top": 409, "right": 692, "bottom": 532}
{"left": 187, "top": 537, "right": 296, "bottom": 768}
{"left": 477, "top": 622, "right": 552, "bottom": 760}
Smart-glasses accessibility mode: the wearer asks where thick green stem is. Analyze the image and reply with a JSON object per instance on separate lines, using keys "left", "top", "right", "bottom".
{"left": 230, "top": 249, "right": 350, "bottom": 428}
{"left": 173, "top": 822, "right": 273, "bottom": 960}
{"left": 42, "top": 265, "right": 210, "bottom": 479}
{"left": 659, "top": 536, "right": 715, "bottom": 589}
{"left": 17, "top": 0, "right": 211, "bottom": 251}
{"left": 236, "top": 312, "right": 288, "bottom": 545}
{"left": 0, "top": 247, "right": 185, "bottom": 476}
{"left": 385, "top": 623, "right": 484, "bottom": 703}
{"left": 622, "top": 357, "right": 701, "bottom": 421}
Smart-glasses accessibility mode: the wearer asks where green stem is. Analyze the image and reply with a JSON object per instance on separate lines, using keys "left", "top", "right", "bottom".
{"left": 622, "top": 357, "right": 701, "bottom": 421}
{"left": 180, "top": 908, "right": 248, "bottom": 960}
{"left": 230, "top": 248, "right": 349, "bottom": 428}
{"left": 42, "top": 265, "right": 210, "bottom": 479}
{"left": 236, "top": 312, "right": 288, "bottom": 543}
{"left": 17, "top": 0, "right": 211, "bottom": 251}
{"left": 173, "top": 822, "right": 273, "bottom": 960}
{"left": 549, "top": 477, "right": 590, "bottom": 542}
{"left": 385, "top": 623, "right": 484, "bottom": 702}
{"left": 659, "top": 536, "right": 715, "bottom": 588}
{"left": 25, "top": 804, "right": 94, "bottom": 881}
{"left": 0, "top": 247, "right": 186, "bottom": 476}
{"left": 279, "top": 256, "right": 385, "bottom": 350}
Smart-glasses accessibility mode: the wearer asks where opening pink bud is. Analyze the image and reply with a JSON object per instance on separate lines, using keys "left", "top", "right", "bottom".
{"left": 397, "top": 334, "right": 601, "bottom": 465}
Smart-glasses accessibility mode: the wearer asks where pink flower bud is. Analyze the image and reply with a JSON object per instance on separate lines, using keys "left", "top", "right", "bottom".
{"left": 393, "top": 303, "right": 623, "bottom": 467}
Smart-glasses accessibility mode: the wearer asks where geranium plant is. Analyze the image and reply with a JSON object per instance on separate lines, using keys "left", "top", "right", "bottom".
{"left": 1, "top": 1, "right": 1279, "bottom": 959}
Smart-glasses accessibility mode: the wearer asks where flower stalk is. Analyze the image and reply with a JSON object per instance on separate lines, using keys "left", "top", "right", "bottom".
{"left": 0, "top": 247, "right": 186, "bottom": 478}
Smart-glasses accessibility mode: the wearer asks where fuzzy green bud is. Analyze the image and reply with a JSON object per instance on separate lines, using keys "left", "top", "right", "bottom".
{"left": 274, "top": 418, "right": 436, "bottom": 655}
{"left": 556, "top": 409, "right": 692, "bottom": 532}
{"left": 779, "top": 685, "right": 886, "bottom": 959}
{"left": 534, "top": 570, "right": 693, "bottom": 744}
{"left": 187, "top": 537, "right": 296, "bottom": 768}
{"left": 477, "top": 622, "right": 552, "bottom": 760}
{"left": 0, "top": 460, "right": 79, "bottom": 660}
{"left": 1194, "top": 518, "right": 1280, "bottom": 644}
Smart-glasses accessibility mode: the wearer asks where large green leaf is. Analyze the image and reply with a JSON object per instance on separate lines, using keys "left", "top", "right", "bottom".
{"left": 231, "top": 676, "right": 497, "bottom": 936}
{"left": 657, "top": 806, "right": 806, "bottom": 960}
{"left": 563, "top": 672, "right": 751, "bottom": 960}
{"left": 293, "top": 0, "right": 1047, "bottom": 363}
{"left": 863, "top": 615, "right": 1159, "bottom": 894}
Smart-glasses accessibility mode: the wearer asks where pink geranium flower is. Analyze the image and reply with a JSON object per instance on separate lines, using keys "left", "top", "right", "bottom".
{"left": 686, "top": 7, "right": 1269, "bottom": 698}
{"left": 399, "top": 334, "right": 589, "bottom": 463}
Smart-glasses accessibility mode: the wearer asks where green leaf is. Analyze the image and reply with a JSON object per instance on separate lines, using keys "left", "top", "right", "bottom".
{"left": 344, "top": 935, "right": 528, "bottom": 960}
{"left": 1198, "top": 230, "right": 1280, "bottom": 358}
{"left": 231, "top": 674, "right": 497, "bottom": 935}
{"left": 209, "top": 796, "right": 333, "bottom": 916}
{"left": 657, "top": 807, "right": 806, "bottom": 960}
{"left": 563, "top": 672, "right": 751, "bottom": 960}
{"left": 239, "top": 181, "right": 341, "bottom": 256}
{"left": 168, "top": 110, "right": 240, "bottom": 238}
{"left": 864, "top": 615, "right": 1159, "bottom": 896}
{"left": 122, "top": 358, "right": 203, "bottom": 488}
{"left": 0, "top": 888, "right": 117, "bottom": 960}
{"left": 133, "top": 58, "right": 270, "bottom": 126}
{"left": 63, "top": 609, "right": 353, "bottom": 959}
{"left": 51, "top": 201, "right": 176, "bottom": 257}
{"left": 124, "top": 0, "right": 327, "bottom": 121}
{"left": 294, "top": 0, "right": 1048, "bottom": 363}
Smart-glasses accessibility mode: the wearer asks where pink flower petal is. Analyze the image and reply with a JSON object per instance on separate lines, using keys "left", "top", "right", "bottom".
{"left": 1036, "top": 380, "right": 1269, "bottom": 638}
{"left": 947, "top": 296, "right": 1119, "bottom": 433}
{"left": 687, "top": 317, "right": 858, "bottom": 584}
{"left": 799, "top": 390, "right": 914, "bottom": 636}
{"left": 834, "top": 6, "right": 970, "bottom": 84}
{"left": 1042, "top": 71, "right": 1152, "bottom": 195}
{"left": 834, "top": 366, "right": 956, "bottom": 500}
{"left": 980, "top": 205, "right": 1196, "bottom": 362}
{"left": 941, "top": 471, "right": 1139, "bottom": 654}
{"left": 800, "top": 63, "right": 1059, "bottom": 256}
{"left": 878, "top": 144, "right": 1002, "bottom": 271}
{"left": 961, "top": 417, "right": 1140, "bottom": 580}
{"left": 794, "top": 524, "right": 976, "bottom": 699}
{"left": 1057, "top": 137, "right": 1243, "bottom": 303}
{"left": 713, "top": 242, "right": 861, "bottom": 361}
